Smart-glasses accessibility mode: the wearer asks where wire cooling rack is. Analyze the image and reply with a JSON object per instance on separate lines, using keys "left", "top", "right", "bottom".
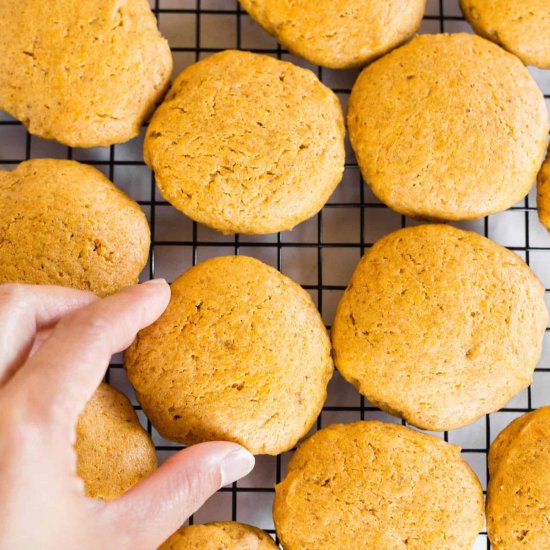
{"left": 1, "top": 0, "right": 549, "bottom": 548}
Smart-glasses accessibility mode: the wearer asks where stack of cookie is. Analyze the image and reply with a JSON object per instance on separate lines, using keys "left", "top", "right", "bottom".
{"left": 1, "top": 0, "right": 550, "bottom": 548}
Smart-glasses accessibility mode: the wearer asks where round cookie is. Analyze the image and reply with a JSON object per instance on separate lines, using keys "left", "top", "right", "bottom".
{"left": 76, "top": 383, "right": 157, "bottom": 500}
{"left": 125, "top": 256, "right": 333, "bottom": 455}
{"left": 461, "top": 0, "right": 550, "bottom": 69}
{"left": 0, "top": 0, "right": 172, "bottom": 147}
{"left": 0, "top": 159, "right": 150, "bottom": 296}
{"left": 144, "top": 50, "right": 345, "bottom": 235}
{"left": 537, "top": 145, "right": 550, "bottom": 231}
{"left": 331, "top": 224, "right": 548, "bottom": 431}
{"left": 273, "top": 421, "right": 484, "bottom": 549}
{"left": 487, "top": 407, "right": 550, "bottom": 549}
{"left": 159, "top": 522, "right": 277, "bottom": 549}
{"left": 238, "top": 0, "right": 426, "bottom": 69}
{"left": 348, "top": 33, "right": 549, "bottom": 221}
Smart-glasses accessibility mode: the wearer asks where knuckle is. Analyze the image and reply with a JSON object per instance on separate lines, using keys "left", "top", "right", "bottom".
{"left": 1, "top": 387, "right": 72, "bottom": 439}
{"left": 59, "top": 309, "right": 112, "bottom": 341}
{"left": 176, "top": 461, "right": 221, "bottom": 510}
{"left": 0, "top": 393, "right": 40, "bottom": 444}
{"left": 0, "top": 283, "right": 30, "bottom": 310}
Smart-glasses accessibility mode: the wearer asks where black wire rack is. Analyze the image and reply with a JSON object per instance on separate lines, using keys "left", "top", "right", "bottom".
{"left": 1, "top": 0, "right": 549, "bottom": 548}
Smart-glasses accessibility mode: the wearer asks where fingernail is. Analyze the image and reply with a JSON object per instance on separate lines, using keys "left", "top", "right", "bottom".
{"left": 220, "top": 447, "right": 255, "bottom": 487}
{"left": 143, "top": 278, "right": 167, "bottom": 286}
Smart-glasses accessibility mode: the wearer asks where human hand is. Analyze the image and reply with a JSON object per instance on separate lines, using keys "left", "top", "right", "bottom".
{"left": 0, "top": 281, "right": 255, "bottom": 550}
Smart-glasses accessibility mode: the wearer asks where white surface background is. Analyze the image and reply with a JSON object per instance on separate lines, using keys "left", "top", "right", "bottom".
{"left": 1, "top": 1, "right": 549, "bottom": 548}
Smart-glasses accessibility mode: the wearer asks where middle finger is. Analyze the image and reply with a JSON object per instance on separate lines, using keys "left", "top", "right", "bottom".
{"left": 0, "top": 284, "right": 98, "bottom": 388}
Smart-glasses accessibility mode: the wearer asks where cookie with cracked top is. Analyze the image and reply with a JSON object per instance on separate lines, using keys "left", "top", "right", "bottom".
{"left": 124, "top": 255, "right": 333, "bottom": 455}
{"left": 144, "top": 50, "right": 345, "bottom": 235}
{"left": 348, "top": 33, "right": 548, "bottom": 221}
{"left": 0, "top": 159, "right": 150, "bottom": 296}
{"left": 238, "top": 0, "right": 426, "bottom": 69}
{"left": 0, "top": 0, "right": 172, "bottom": 147}
{"left": 77, "top": 383, "right": 157, "bottom": 500}
{"left": 331, "top": 224, "right": 547, "bottom": 431}
{"left": 274, "top": 421, "right": 484, "bottom": 549}
{"left": 461, "top": 0, "right": 550, "bottom": 69}
{"left": 487, "top": 406, "right": 550, "bottom": 549}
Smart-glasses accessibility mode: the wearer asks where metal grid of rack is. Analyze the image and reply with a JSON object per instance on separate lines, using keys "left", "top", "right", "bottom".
{"left": 1, "top": 1, "right": 549, "bottom": 547}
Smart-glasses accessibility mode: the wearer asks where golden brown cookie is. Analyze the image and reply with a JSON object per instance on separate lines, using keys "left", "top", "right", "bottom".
{"left": 0, "top": 0, "right": 172, "bottom": 147}
{"left": 348, "top": 33, "right": 549, "bottom": 221}
{"left": 238, "top": 0, "right": 426, "bottom": 69}
{"left": 461, "top": 0, "right": 550, "bottom": 69}
{"left": 487, "top": 407, "right": 550, "bottom": 549}
{"left": 273, "top": 421, "right": 484, "bottom": 549}
{"left": 331, "top": 224, "right": 548, "bottom": 431}
{"left": 144, "top": 50, "right": 345, "bottom": 235}
{"left": 537, "top": 145, "right": 550, "bottom": 231}
{"left": 0, "top": 159, "right": 150, "bottom": 296}
{"left": 159, "top": 522, "right": 277, "bottom": 550}
{"left": 125, "top": 256, "right": 333, "bottom": 455}
{"left": 76, "top": 383, "right": 157, "bottom": 500}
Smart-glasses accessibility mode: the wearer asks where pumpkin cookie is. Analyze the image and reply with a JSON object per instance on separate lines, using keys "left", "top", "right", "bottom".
{"left": 238, "top": 0, "right": 426, "bottom": 69}
{"left": 0, "top": 0, "right": 172, "bottom": 147}
{"left": 273, "top": 421, "right": 484, "bottom": 549}
{"left": 348, "top": 33, "right": 548, "bottom": 220}
{"left": 331, "top": 224, "right": 547, "bottom": 431}
{"left": 487, "top": 407, "right": 550, "bottom": 549}
{"left": 144, "top": 50, "right": 345, "bottom": 235}
{"left": 159, "top": 522, "right": 277, "bottom": 549}
{"left": 125, "top": 256, "right": 333, "bottom": 455}
{"left": 0, "top": 159, "right": 150, "bottom": 296}
{"left": 461, "top": 0, "right": 550, "bottom": 69}
{"left": 76, "top": 383, "right": 156, "bottom": 500}
{"left": 538, "top": 145, "right": 550, "bottom": 231}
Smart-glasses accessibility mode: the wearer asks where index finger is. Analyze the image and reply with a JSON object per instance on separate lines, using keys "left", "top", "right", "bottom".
{"left": 13, "top": 279, "right": 170, "bottom": 431}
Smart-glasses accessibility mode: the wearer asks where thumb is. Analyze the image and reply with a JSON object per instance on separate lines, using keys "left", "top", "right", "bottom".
{"left": 104, "top": 441, "right": 255, "bottom": 550}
